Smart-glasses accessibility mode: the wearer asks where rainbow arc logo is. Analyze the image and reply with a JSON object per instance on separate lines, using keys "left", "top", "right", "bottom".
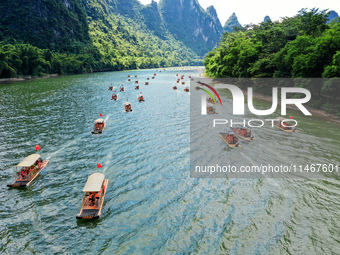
{"left": 197, "top": 82, "right": 222, "bottom": 106}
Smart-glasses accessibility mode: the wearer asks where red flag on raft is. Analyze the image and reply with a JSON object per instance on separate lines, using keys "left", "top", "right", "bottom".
{"left": 35, "top": 145, "right": 41, "bottom": 150}
{"left": 100, "top": 113, "right": 103, "bottom": 117}
{"left": 97, "top": 163, "right": 103, "bottom": 168}
{"left": 290, "top": 116, "right": 293, "bottom": 119}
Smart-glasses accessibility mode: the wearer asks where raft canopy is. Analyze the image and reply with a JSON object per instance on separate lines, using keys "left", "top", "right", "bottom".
{"left": 124, "top": 102, "right": 131, "bottom": 105}
{"left": 95, "top": 118, "right": 105, "bottom": 124}
{"left": 17, "top": 154, "right": 41, "bottom": 167}
{"left": 82, "top": 173, "right": 105, "bottom": 192}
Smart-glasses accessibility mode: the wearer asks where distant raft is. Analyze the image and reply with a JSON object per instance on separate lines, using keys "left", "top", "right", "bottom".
{"left": 7, "top": 154, "right": 49, "bottom": 187}
{"left": 274, "top": 117, "right": 296, "bottom": 133}
{"left": 111, "top": 93, "right": 118, "bottom": 101}
{"left": 207, "top": 103, "right": 217, "bottom": 114}
{"left": 76, "top": 173, "right": 109, "bottom": 220}
{"left": 235, "top": 124, "right": 255, "bottom": 141}
{"left": 138, "top": 94, "right": 145, "bottom": 102}
{"left": 124, "top": 102, "right": 133, "bottom": 112}
{"left": 219, "top": 130, "right": 242, "bottom": 148}
{"left": 92, "top": 118, "right": 105, "bottom": 134}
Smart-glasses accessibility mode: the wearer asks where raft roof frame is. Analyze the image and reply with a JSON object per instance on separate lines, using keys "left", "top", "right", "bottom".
{"left": 17, "top": 154, "right": 41, "bottom": 167}
{"left": 82, "top": 173, "right": 105, "bottom": 192}
{"left": 95, "top": 119, "right": 105, "bottom": 124}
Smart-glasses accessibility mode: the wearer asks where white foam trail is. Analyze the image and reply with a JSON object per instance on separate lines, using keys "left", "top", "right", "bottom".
{"left": 176, "top": 90, "right": 180, "bottom": 94}
{"left": 46, "top": 137, "right": 82, "bottom": 160}
{"left": 102, "top": 152, "right": 113, "bottom": 173}
{"left": 104, "top": 114, "right": 111, "bottom": 122}
{"left": 240, "top": 152, "right": 256, "bottom": 165}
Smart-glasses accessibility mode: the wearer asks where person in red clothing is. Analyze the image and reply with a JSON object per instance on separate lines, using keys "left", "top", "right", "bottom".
{"left": 241, "top": 129, "right": 246, "bottom": 136}
{"left": 227, "top": 135, "right": 233, "bottom": 144}
{"left": 20, "top": 169, "right": 27, "bottom": 179}
{"left": 89, "top": 193, "right": 95, "bottom": 206}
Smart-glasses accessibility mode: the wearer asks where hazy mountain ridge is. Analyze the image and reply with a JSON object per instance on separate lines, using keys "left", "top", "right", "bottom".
{"left": 158, "top": 0, "right": 223, "bottom": 56}
{"left": 223, "top": 13, "right": 241, "bottom": 33}
{"left": 327, "top": 10, "right": 339, "bottom": 23}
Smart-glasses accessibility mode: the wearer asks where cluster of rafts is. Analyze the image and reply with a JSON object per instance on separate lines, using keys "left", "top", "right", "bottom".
{"left": 219, "top": 118, "right": 295, "bottom": 148}
{"left": 201, "top": 93, "right": 296, "bottom": 148}
{"left": 7, "top": 154, "right": 109, "bottom": 219}
{"left": 172, "top": 72, "right": 193, "bottom": 92}
{"left": 7, "top": 69, "right": 198, "bottom": 219}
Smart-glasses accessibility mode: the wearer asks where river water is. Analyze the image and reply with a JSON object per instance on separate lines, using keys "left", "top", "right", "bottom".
{"left": 0, "top": 69, "right": 339, "bottom": 254}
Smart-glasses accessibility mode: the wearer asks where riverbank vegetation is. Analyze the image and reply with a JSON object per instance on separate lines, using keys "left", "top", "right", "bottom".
{"left": 204, "top": 9, "right": 340, "bottom": 116}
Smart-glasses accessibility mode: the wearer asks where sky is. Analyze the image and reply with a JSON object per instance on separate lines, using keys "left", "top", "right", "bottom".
{"left": 139, "top": 0, "right": 339, "bottom": 26}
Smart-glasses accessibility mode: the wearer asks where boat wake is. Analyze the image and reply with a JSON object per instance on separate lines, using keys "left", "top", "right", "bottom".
{"left": 46, "top": 137, "right": 82, "bottom": 160}
{"left": 240, "top": 152, "right": 256, "bottom": 166}
{"left": 104, "top": 114, "right": 111, "bottom": 122}
{"left": 102, "top": 152, "right": 113, "bottom": 173}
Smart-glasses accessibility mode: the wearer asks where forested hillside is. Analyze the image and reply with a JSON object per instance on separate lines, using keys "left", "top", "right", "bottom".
{"left": 0, "top": 0, "right": 90, "bottom": 52}
{"left": 0, "top": 0, "right": 203, "bottom": 78}
{"left": 158, "top": 0, "right": 223, "bottom": 56}
{"left": 205, "top": 9, "right": 340, "bottom": 115}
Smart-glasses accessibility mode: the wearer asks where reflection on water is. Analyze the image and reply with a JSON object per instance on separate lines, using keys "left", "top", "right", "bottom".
{"left": 0, "top": 69, "right": 339, "bottom": 254}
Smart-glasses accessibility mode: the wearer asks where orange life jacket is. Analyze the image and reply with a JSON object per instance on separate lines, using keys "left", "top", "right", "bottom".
{"left": 95, "top": 193, "right": 100, "bottom": 199}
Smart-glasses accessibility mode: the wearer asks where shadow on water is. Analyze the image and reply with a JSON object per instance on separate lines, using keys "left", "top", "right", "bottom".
{"left": 76, "top": 219, "right": 102, "bottom": 228}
